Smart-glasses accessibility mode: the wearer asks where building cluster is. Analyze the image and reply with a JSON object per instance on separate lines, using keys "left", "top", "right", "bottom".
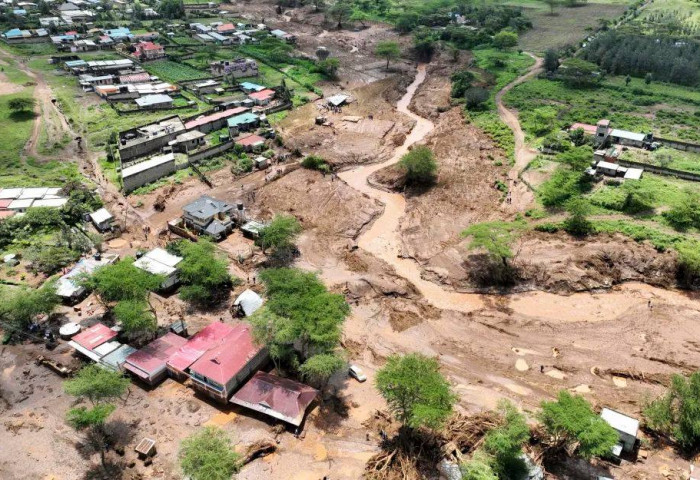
{"left": 0, "top": 187, "right": 68, "bottom": 217}
{"left": 188, "top": 21, "right": 270, "bottom": 46}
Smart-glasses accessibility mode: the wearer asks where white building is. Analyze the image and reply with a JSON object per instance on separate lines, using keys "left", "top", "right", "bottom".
{"left": 133, "top": 248, "right": 183, "bottom": 289}
{"left": 601, "top": 408, "right": 639, "bottom": 455}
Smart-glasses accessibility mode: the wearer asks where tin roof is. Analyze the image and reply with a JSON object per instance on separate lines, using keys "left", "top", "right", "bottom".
{"left": 237, "top": 134, "right": 265, "bottom": 147}
{"left": 601, "top": 408, "right": 639, "bottom": 437}
{"left": 188, "top": 323, "right": 262, "bottom": 385}
{"left": 248, "top": 89, "right": 275, "bottom": 101}
{"left": 184, "top": 107, "right": 247, "bottom": 129}
{"left": 230, "top": 371, "right": 318, "bottom": 426}
{"left": 71, "top": 323, "right": 118, "bottom": 351}
{"left": 124, "top": 332, "right": 187, "bottom": 377}
{"left": 167, "top": 322, "right": 235, "bottom": 373}
{"left": 233, "top": 289, "right": 263, "bottom": 317}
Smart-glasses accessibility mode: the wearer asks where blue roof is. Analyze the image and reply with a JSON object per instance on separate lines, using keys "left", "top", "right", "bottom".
{"left": 240, "top": 82, "right": 265, "bottom": 92}
{"left": 105, "top": 27, "right": 130, "bottom": 35}
{"left": 227, "top": 112, "right": 259, "bottom": 127}
{"left": 13, "top": 9, "right": 27, "bottom": 15}
{"left": 5, "top": 28, "right": 23, "bottom": 38}
{"left": 65, "top": 59, "right": 87, "bottom": 67}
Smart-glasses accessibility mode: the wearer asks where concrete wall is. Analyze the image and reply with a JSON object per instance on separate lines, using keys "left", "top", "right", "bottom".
{"left": 188, "top": 141, "right": 235, "bottom": 163}
{"left": 119, "top": 132, "right": 179, "bottom": 162}
{"left": 656, "top": 137, "right": 700, "bottom": 154}
{"left": 122, "top": 157, "right": 177, "bottom": 192}
{"left": 618, "top": 159, "right": 700, "bottom": 182}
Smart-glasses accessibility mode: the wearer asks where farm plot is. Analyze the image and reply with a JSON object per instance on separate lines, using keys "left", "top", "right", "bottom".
{"left": 144, "top": 60, "right": 210, "bottom": 83}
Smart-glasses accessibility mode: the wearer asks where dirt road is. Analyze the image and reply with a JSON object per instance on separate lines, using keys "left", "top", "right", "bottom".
{"left": 495, "top": 53, "right": 543, "bottom": 212}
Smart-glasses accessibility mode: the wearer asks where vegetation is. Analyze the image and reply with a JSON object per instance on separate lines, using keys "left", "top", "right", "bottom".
{"left": 82, "top": 258, "right": 163, "bottom": 303}
{"left": 0, "top": 281, "right": 59, "bottom": 337}
{"left": 399, "top": 146, "right": 437, "bottom": 185}
{"left": 299, "top": 352, "right": 346, "bottom": 390}
{"left": 539, "top": 391, "right": 619, "bottom": 459}
{"left": 301, "top": 154, "right": 331, "bottom": 173}
{"left": 256, "top": 214, "right": 302, "bottom": 263}
{"left": 460, "top": 450, "right": 498, "bottom": 480}
{"left": 112, "top": 299, "right": 156, "bottom": 341}
{"left": 493, "top": 30, "right": 518, "bottom": 50}
{"left": 375, "top": 41, "right": 401, "bottom": 70}
{"left": 563, "top": 197, "right": 594, "bottom": 236}
{"left": 461, "top": 221, "right": 524, "bottom": 286}
{"left": 179, "top": 427, "right": 240, "bottom": 480}
{"left": 375, "top": 353, "right": 456, "bottom": 430}
{"left": 174, "top": 239, "right": 233, "bottom": 307}
{"left": 644, "top": 371, "right": 700, "bottom": 450}
{"left": 482, "top": 401, "right": 530, "bottom": 478}
{"left": 8, "top": 97, "right": 35, "bottom": 113}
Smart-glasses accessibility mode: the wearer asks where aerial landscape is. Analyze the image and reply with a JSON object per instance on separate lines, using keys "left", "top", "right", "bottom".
{"left": 2, "top": 0, "right": 700, "bottom": 478}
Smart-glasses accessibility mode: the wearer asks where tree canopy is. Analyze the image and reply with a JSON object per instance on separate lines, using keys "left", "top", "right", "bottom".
{"left": 375, "top": 353, "right": 456, "bottom": 430}
{"left": 0, "top": 281, "right": 59, "bottom": 335}
{"left": 64, "top": 364, "right": 130, "bottom": 405}
{"left": 256, "top": 214, "right": 302, "bottom": 255}
{"left": 493, "top": 30, "right": 518, "bottom": 50}
{"left": 113, "top": 299, "right": 157, "bottom": 341}
{"left": 483, "top": 401, "right": 530, "bottom": 478}
{"left": 375, "top": 41, "right": 401, "bottom": 69}
{"left": 399, "top": 146, "right": 437, "bottom": 185}
{"left": 539, "top": 391, "right": 619, "bottom": 459}
{"left": 8, "top": 97, "right": 35, "bottom": 113}
{"left": 644, "top": 371, "right": 700, "bottom": 450}
{"left": 179, "top": 427, "right": 240, "bottom": 480}
{"left": 81, "top": 258, "right": 163, "bottom": 303}
{"left": 175, "top": 239, "right": 233, "bottom": 307}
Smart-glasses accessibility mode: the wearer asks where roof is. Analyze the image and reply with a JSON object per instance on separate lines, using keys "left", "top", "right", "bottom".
{"left": 0, "top": 188, "right": 23, "bottom": 199}
{"left": 0, "top": 199, "right": 12, "bottom": 209}
{"left": 227, "top": 112, "right": 259, "bottom": 127}
{"left": 119, "top": 72, "right": 150, "bottom": 83}
{"left": 33, "top": 198, "right": 68, "bottom": 208}
{"left": 237, "top": 134, "right": 265, "bottom": 147}
{"left": 121, "top": 153, "right": 175, "bottom": 178}
{"left": 175, "top": 130, "right": 206, "bottom": 142}
{"left": 124, "top": 332, "right": 187, "bottom": 377}
{"left": 217, "top": 23, "right": 235, "bottom": 32}
{"left": 8, "top": 199, "right": 33, "bottom": 210}
{"left": 233, "top": 289, "right": 263, "bottom": 317}
{"left": 208, "top": 32, "right": 228, "bottom": 42}
{"left": 248, "top": 89, "right": 275, "bottom": 101}
{"left": 205, "top": 219, "right": 227, "bottom": 236}
{"left": 135, "top": 41, "right": 163, "bottom": 51}
{"left": 624, "top": 168, "right": 643, "bottom": 180}
{"left": 133, "top": 248, "right": 182, "bottom": 276}
{"left": 135, "top": 94, "right": 173, "bottom": 107}
{"left": 240, "top": 82, "right": 265, "bottom": 92}
{"left": 188, "top": 323, "right": 263, "bottom": 385}
{"left": 101, "top": 344, "right": 137, "bottom": 370}
{"left": 270, "top": 29, "right": 287, "bottom": 36}
{"left": 596, "top": 160, "right": 623, "bottom": 172}
{"left": 598, "top": 119, "right": 610, "bottom": 126}
{"left": 570, "top": 122, "right": 597, "bottom": 135}
{"left": 230, "top": 371, "right": 318, "bottom": 426}
{"left": 610, "top": 129, "right": 646, "bottom": 142}
{"left": 183, "top": 195, "right": 233, "bottom": 220}
{"left": 89, "top": 207, "right": 113, "bottom": 224}
{"left": 184, "top": 107, "right": 247, "bottom": 129}
{"left": 327, "top": 94, "right": 349, "bottom": 106}
{"left": 601, "top": 408, "right": 639, "bottom": 437}
{"left": 241, "top": 220, "right": 266, "bottom": 234}
{"left": 71, "top": 323, "right": 118, "bottom": 351}
{"left": 167, "top": 322, "right": 235, "bottom": 373}
{"left": 19, "top": 187, "right": 49, "bottom": 199}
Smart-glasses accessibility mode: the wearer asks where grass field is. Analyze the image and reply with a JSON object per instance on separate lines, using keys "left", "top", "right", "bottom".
{"left": 505, "top": 75, "right": 700, "bottom": 143}
{"left": 143, "top": 60, "right": 210, "bottom": 83}
{"left": 621, "top": 147, "right": 700, "bottom": 173}
{"left": 633, "top": 0, "right": 700, "bottom": 34}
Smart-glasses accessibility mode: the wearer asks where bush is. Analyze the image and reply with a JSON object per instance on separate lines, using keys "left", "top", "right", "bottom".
{"left": 237, "top": 157, "right": 253, "bottom": 173}
{"left": 465, "top": 87, "right": 490, "bottom": 110}
{"left": 644, "top": 372, "right": 700, "bottom": 450}
{"left": 301, "top": 155, "right": 331, "bottom": 172}
{"left": 493, "top": 30, "right": 518, "bottom": 50}
{"left": 399, "top": 145, "right": 437, "bottom": 185}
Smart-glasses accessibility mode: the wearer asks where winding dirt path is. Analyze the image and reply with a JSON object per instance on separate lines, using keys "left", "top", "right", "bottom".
{"left": 496, "top": 52, "right": 543, "bottom": 212}
{"left": 337, "top": 64, "right": 700, "bottom": 320}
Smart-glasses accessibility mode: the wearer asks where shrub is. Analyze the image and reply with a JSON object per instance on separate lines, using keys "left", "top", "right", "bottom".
{"left": 644, "top": 372, "right": 700, "bottom": 450}
{"left": 399, "top": 146, "right": 437, "bottom": 185}
{"left": 465, "top": 87, "right": 490, "bottom": 110}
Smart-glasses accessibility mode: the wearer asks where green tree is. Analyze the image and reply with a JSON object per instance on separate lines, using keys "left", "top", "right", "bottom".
{"left": 375, "top": 353, "right": 456, "bottom": 430}
{"left": 461, "top": 221, "right": 522, "bottom": 269}
{"left": 493, "top": 30, "right": 518, "bottom": 50}
{"left": 350, "top": 9, "right": 370, "bottom": 27}
{"left": 568, "top": 127, "right": 586, "bottom": 146}
{"left": 399, "top": 145, "right": 437, "bottom": 185}
{"left": 450, "top": 69, "right": 475, "bottom": 98}
{"left": 248, "top": 306, "right": 295, "bottom": 371}
{"left": 0, "top": 281, "right": 59, "bottom": 336}
{"left": 559, "top": 145, "right": 593, "bottom": 171}
{"left": 25, "top": 245, "right": 77, "bottom": 275}
{"left": 375, "top": 40, "right": 401, "bottom": 70}
{"left": 622, "top": 182, "right": 654, "bottom": 214}
{"left": 483, "top": 400, "right": 530, "bottom": 478}
{"left": 563, "top": 198, "right": 593, "bottom": 236}
{"left": 176, "top": 239, "right": 233, "bottom": 306}
{"left": 82, "top": 258, "right": 163, "bottom": 303}
{"left": 531, "top": 106, "right": 557, "bottom": 136}
{"left": 539, "top": 391, "right": 619, "bottom": 459}
{"left": 299, "top": 352, "right": 345, "bottom": 390}
{"left": 625, "top": 74, "right": 632, "bottom": 86}
{"left": 301, "top": 155, "right": 330, "bottom": 173}
{"left": 8, "top": 97, "right": 35, "bottom": 113}
{"left": 328, "top": 0, "right": 352, "bottom": 29}
{"left": 316, "top": 57, "right": 340, "bottom": 79}
{"left": 461, "top": 451, "right": 498, "bottom": 480}
{"left": 157, "top": 0, "right": 185, "bottom": 18}
{"left": 179, "top": 427, "right": 241, "bottom": 480}
{"left": 465, "top": 87, "right": 489, "bottom": 110}
{"left": 113, "top": 299, "right": 156, "bottom": 341}
{"left": 544, "top": 48, "right": 559, "bottom": 72}
{"left": 644, "top": 371, "right": 700, "bottom": 450}
{"left": 559, "top": 58, "right": 600, "bottom": 88}
{"left": 645, "top": 73, "right": 653, "bottom": 85}
{"left": 543, "top": 0, "right": 559, "bottom": 15}
{"left": 665, "top": 190, "right": 700, "bottom": 231}
{"left": 256, "top": 214, "right": 302, "bottom": 255}
{"left": 64, "top": 364, "right": 130, "bottom": 405}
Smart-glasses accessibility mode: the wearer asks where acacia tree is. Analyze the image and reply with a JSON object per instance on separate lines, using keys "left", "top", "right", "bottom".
{"left": 64, "top": 366, "right": 130, "bottom": 470}
{"left": 8, "top": 97, "right": 35, "bottom": 113}
{"left": 483, "top": 401, "right": 530, "bottom": 478}
{"left": 299, "top": 352, "right": 346, "bottom": 390}
{"left": 176, "top": 239, "right": 233, "bottom": 307}
{"left": 256, "top": 214, "right": 302, "bottom": 255}
{"left": 375, "top": 41, "right": 401, "bottom": 70}
{"left": 0, "top": 281, "right": 59, "bottom": 337}
{"left": 399, "top": 145, "right": 437, "bottom": 185}
{"left": 179, "top": 427, "right": 240, "bottom": 480}
{"left": 644, "top": 371, "right": 700, "bottom": 450}
{"left": 462, "top": 221, "right": 523, "bottom": 287}
{"left": 375, "top": 353, "right": 456, "bottom": 430}
{"left": 328, "top": 0, "right": 352, "bottom": 29}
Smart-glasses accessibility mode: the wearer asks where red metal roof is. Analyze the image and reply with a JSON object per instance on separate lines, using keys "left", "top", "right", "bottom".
{"left": 237, "top": 134, "right": 265, "bottom": 146}
{"left": 0, "top": 210, "right": 15, "bottom": 219}
{"left": 119, "top": 72, "right": 150, "bottom": 83}
{"left": 230, "top": 371, "right": 318, "bottom": 426}
{"left": 184, "top": 107, "right": 248, "bottom": 130}
{"left": 136, "top": 41, "right": 163, "bottom": 51}
{"left": 569, "top": 122, "right": 597, "bottom": 135}
{"left": 248, "top": 89, "right": 275, "bottom": 101}
{"left": 72, "top": 323, "right": 118, "bottom": 351}
{"left": 0, "top": 199, "right": 12, "bottom": 209}
{"left": 167, "top": 322, "right": 235, "bottom": 373}
{"left": 124, "top": 332, "right": 187, "bottom": 376}
{"left": 188, "top": 323, "right": 262, "bottom": 385}
{"left": 217, "top": 23, "right": 235, "bottom": 32}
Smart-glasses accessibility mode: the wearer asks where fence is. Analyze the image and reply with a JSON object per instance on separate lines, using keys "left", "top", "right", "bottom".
{"left": 655, "top": 137, "right": 700, "bottom": 154}
{"left": 617, "top": 159, "right": 700, "bottom": 182}
{"left": 187, "top": 140, "right": 235, "bottom": 164}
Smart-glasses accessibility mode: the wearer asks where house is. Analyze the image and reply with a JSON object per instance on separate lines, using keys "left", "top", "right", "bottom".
{"left": 327, "top": 93, "right": 349, "bottom": 107}
{"left": 101, "top": 344, "right": 138, "bottom": 371}
{"left": 118, "top": 116, "right": 185, "bottom": 162}
{"left": 40, "top": 17, "right": 63, "bottom": 27}
{"left": 601, "top": 408, "right": 639, "bottom": 456}
{"left": 68, "top": 323, "right": 121, "bottom": 362}
{"left": 210, "top": 58, "right": 258, "bottom": 78}
{"left": 230, "top": 371, "right": 317, "bottom": 427}
{"left": 135, "top": 94, "right": 174, "bottom": 110}
{"left": 104, "top": 27, "right": 131, "bottom": 41}
{"left": 248, "top": 88, "right": 275, "bottom": 106}
{"left": 237, "top": 134, "right": 266, "bottom": 152}
{"left": 88, "top": 207, "right": 114, "bottom": 231}
{"left": 170, "top": 130, "right": 206, "bottom": 152}
{"left": 123, "top": 332, "right": 188, "bottom": 385}
{"left": 188, "top": 323, "right": 267, "bottom": 403}
{"left": 208, "top": 32, "right": 231, "bottom": 45}
{"left": 166, "top": 322, "right": 236, "bottom": 379}
{"left": 270, "top": 29, "right": 296, "bottom": 43}
{"left": 240, "top": 81, "right": 265, "bottom": 93}
{"left": 227, "top": 112, "right": 260, "bottom": 136}
{"left": 121, "top": 152, "right": 177, "bottom": 192}
{"left": 196, "top": 33, "right": 214, "bottom": 43}
{"left": 233, "top": 289, "right": 263, "bottom": 317}
{"left": 119, "top": 72, "right": 150, "bottom": 84}
{"left": 216, "top": 23, "right": 235, "bottom": 34}
{"left": 55, "top": 254, "right": 119, "bottom": 303}
{"left": 569, "top": 122, "right": 597, "bottom": 136}
{"left": 71, "top": 39, "right": 97, "bottom": 52}
{"left": 78, "top": 73, "right": 113, "bottom": 90}
{"left": 609, "top": 129, "right": 648, "bottom": 148}
{"left": 133, "top": 41, "right": 166, "bottom": 60}
{"left": 241, "top": 220, "right": 265, "bottom": 238}
{"left": 86, "top": 58, "right": 134, "bottom": 73}
{"left": 191, "top": 79, "right": 221, "bottom": 94}
{"left": 182, "top": 195, "right": 236, "bottom": 240}
{"left": 184, "top": 106, "right": 248, "bottom": 133}
{"left": 61, "top": 9, "right": 95, "bottom": 23}
{"left": 133, "top": 247, "right": 183, "bottom": 289}
{"left": 595, "top": 160, "right": 627, "bottom": 177}
{"left": 134, "top": 32, "right": 159, "bottom": 42}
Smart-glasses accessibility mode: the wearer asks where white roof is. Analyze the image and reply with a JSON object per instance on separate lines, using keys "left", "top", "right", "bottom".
{"left": 93, "top": 340, "right": 122, "bottom": 357}
{"left": 19, "top": 187, "right": 49, "bottom": 199}
{"left": 8, "top": 198, "right": 33, "bottom": 209}
{"left": 596, "top": 160, "right": 622, "bottom": 171}
{"left": 0, "top": 188, "right": 23, "bottom": 199}
{"left": 234, "top": 289, "right": 263, "bottom": 316}
{"left": 610, "top": 129, "right": 646, "bottom": 142}
{"left": 33, "top": 198, "right": 68, "bottom": 208}
{"left": 89, "top": 207, "right": 113, "bottom": 224}
{"left": 601, "top": 408, "right": 639, "bottom": 437}
{"left": 134, "top": 256, "right": 176, "bottom": 276}
{"left": 45, "top": 187, "right": 61, "bottom": 195}
{"left": 624, "top": 168, "right": 643, "bottom": 180}
{"left": 327, "top": 94, "right": 349, "bottom": 106}
{"left": 145, "top": 247, "right": 182, "bottom": 267}
{"left": 121, "top": 153, "right": 175, "bottom": 178}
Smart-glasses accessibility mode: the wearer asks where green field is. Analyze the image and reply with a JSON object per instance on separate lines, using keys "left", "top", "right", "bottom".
{"left": 143, "top": 60, "right": 211, "bottom": 83}
{"left": 633, "top": 0, "right": 700, "bottom": 35}
{"left": 620, "top": 147, "right": 700, "bottom": 173}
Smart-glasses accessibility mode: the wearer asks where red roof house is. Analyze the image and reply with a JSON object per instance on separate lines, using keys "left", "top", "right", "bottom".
{"left": 124, "top": 332, "right": 187, "bottom": 385}
{"left": 230, "top": 372, "right": 318, "bottom": 427}
{"left": 569, "top": 122, "right": 597, "bottom": 136}
{"left": 184, "top": 106, "right": 248, "bottom": 131}
{"left": 133, "top": 41, "right": 165, "bottom": 60}
{"left": 236, "top": 134, "right": 266, "bottom": 152}
{"left": 188, "top": 323, "right": 267, "bottom": 403}
{"left": 248, "top": 88, "right": 275, "bottom": 106}
{"left": 166, "top": 322, "right": 235, "bottom": 377}
{"left": 67, "top": 323, "right": 120, "bottom": 362}
{"left": 217, "top": 23, "right": 235, "bottom": 34}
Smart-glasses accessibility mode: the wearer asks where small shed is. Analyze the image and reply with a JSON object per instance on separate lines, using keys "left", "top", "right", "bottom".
{"left": 89, "top": 207, "right": 114, "bottom": 232}
{"left": 601, "top": 408, "right": 639, "bottom": 454}
{"left": 623, "top": 168, "right": 643, "bottom": 180}
{"left": 327, "top": 94, "right": 349, "bottom": 107}
{"left": 233, "top": 289, "right": 263, "bottom": 317}
{"left": 241, "top": 220, "right": 265, "bottom": 239}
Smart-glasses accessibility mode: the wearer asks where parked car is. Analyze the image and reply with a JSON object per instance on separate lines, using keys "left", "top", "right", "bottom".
{"left": 349, "top": 365, "right": 367, "bottom": 382}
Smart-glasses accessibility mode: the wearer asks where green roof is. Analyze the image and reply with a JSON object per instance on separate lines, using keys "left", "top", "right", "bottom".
{"left": 227, "top": 112, "right": 259, "bottom": 127}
